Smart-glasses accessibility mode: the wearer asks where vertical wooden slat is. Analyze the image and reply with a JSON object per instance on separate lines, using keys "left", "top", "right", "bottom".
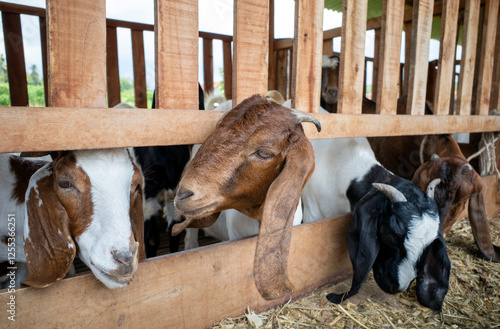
{"left": 47, "top": 0, "right": 106, "bottom": 108}
{"left": 223, "top": 40, "right": 232, "bottom": 100}
{"left": 475, "top": 0, "right": 500, "bottom": 115}
{"left": 291, "top": 0, "right": 323, "bottom": 113}
{"left": 323, "top": 39, "right": 334, "bottom": 56}
{"left": 268, "top": 0, "right": 276, "bottom": 90}
{"left": 371, "top": 29, "right": 381, "bottom": 100}
{"left": 39, "top": 16, "right": 48, "bottom": 107}
{"left": 288, "top": 48, "right": 293, "bottom": 99}
{"left": 106, "top": 26, "right": 121, "bottom": 107}
{"left": 406, "top": 0, "right": 434, "bottom": 115}
{"left": 403, "top": 22, "right": 412, "bottom": 95}
{"left": 203, "top": 38, "right": 214, "bottom": 94}
{"left": 433, "top": 0, "right": 459, "bottom": 115}
{"left": 276, "top": 49, "right": 288, "bottom": 99}
{"left": 131, "top": 30, "right": 147, "bottom": 108}
{"left": 337, "top": 0, "right": 367, "bottom": 114}
{"left": 2, "top": 12, "right": 28, "bottom": 106}
{"left": 155, "top": 0, "right": 198, "bottom": 109}
{"left": 233, "top": 0, "right": 269, "bottom": 104}
{"left": 456, "top": 0, "right": 480, "bottom": 115}
{"left": 426, "top": 60, "right": 438, "bottom": 110}
{"left": 491, "top": 12, "right": 500, "bottom": 110}
{"left": 375, "top": 0, "right": 405, "bottom": 115}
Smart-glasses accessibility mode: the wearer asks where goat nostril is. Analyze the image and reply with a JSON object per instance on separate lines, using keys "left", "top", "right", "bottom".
{"left": 111, "top": 249, "right": 134, "bottom": 265}
{"left": 176, "top": 188, "right": 194, "bottom": 201}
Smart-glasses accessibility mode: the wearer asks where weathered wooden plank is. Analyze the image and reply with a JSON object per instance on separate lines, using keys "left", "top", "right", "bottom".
{"left": 39, "top": 16, "right": 48, "bottom": 107}
{"left": 403, "top": 22, "right": 412, "bottom": 95}
{"left": 268, "top": 0, "right": 276, "bottom": 90}
{"left": 46, "top": 0, "right": 106, "bottom": 107}
{"left": 155, "top": 0, "right": 198, "bottom": 109}
{"left": 492, "top": 12, "right": 500, "bottom": 110}
{"left": 0, "top": 1, "right": 45, "bottom": 16}
{"left": 433, "top": 0, "right": 459, "bottom": 115}
{"left": 276, "top": 49, "right": 288, "bottom": 99}
{"left": 375, "top": 0, "right": 405, "bottom": 115}
{"left": 475, "top": 0, "right": 500, "bottom": 115}
{"left": 223, "top": 40, "right": 232, "bottom": 100}
{"left": 131, "top": 30, "right": 147, "bottom": 108}
{"left": 0, "top": 107, "right": 499, "bottom": 153}
{"left": 456, "top": 0, "right": 481, "bottom": 115}
{"left": 203, "top": 38, "right": 214, "bottom": 94}
{"left": 291, "top": 0, "right": 323, "bottom": 113}
{"left": 2, "top": 12, "right": 28, "bottom": 106}
{"left": 372, "top": 29, "right": 381, "bottom": 100}
{"left": 233, "top": 0, "right": 269, "bottom": 104}
{"left": 0, "top": 215, "right": 352, "bottom": 328}
{"left": 106, "top": 26, "right": 121, "bottom": 107}
{"left": 336, "top": 0, "right": 367, "bottom": 114}
{"left": 406, "top": 0, "right": 434, "bottom": 115}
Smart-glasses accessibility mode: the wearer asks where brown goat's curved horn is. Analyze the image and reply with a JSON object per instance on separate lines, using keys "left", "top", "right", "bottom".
{"left": 372, "top": 183, "right": 407, "bottom": 203}
{"left": 426, "top": 178, "right": 441, "bottom": 199}
{"left": 289, "top": 108, "right": 322, "bottom": 132}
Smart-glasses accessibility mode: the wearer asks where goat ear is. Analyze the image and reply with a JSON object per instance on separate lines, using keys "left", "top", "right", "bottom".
{"left": 22, "top": 166, "right": 76, "bottom": 287}
{"left": 416, "top": 234, "right": 451, "bottom": 311}
{"left": 327, "top": 193, "right": 381, "bottom": 304}
{"left": 253, "top": 134, "right": 315, "bottom": 300}
{"left": 467, "top": 174, "right": 500, "bottom": 262}
{"left": 130, "top": 190, "right": 146, "bottom": 261}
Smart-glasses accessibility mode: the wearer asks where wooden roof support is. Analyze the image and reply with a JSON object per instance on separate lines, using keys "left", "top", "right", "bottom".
{"left": 155, "top": 0, "right": 199, "bottom": 110}
{"left": 291, "top": 0, "right": 324, "bottom": 113}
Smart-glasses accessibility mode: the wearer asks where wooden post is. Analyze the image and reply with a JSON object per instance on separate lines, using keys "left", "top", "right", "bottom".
{"left": 106, "top": 26, "right": 121, "bottom": 108}
{"left": 233, "top": 0, "right": 269, "bottom": 104}
{"left": 337, "top": 0, "right": 367, "bottom": 114}
{"left": 456, "top": 0, "right": 480, "bottom": 115}
{"left": 2, "top": 12, "right": 29, "bottom": 106}
{"left": 223, "top": 40, "right": 233, "bottom": 100}
{"left": 372, "top": 29, "right": 381, "bottom": 101}
{"left": 323, "top": 39, "right": 334, "bottom": 56}
{"left": 203, "top": 38, "right": 214, "bottom": 94}
{"left": 433, "top": 0, "right": 459, "bottom": 115}
{"left": 403, "top": 22, "right": 412, "bottom": 95}
{"left": 40, "top": 16, "right": 48, "bottom": 107}
{"left": 406, "top": 0, "right": 434, "bottom": 115}
{"left": 475, "top": 0, "right": 500, "bottom": 115}
{"left": 491, "top": 10, "right": 500, "bottom": 110}
{"left": 268, "top": 0, "right": 276, "bottom": 91}
{"left": 376, "top": 0, "right": 405, "bottom": 115}
{"left": 47, "top": 0, "right": 106, "bottom": 108}
{"left": 276, "top": 49, "right": 289, "bottom": 99}
{"left": 131, "top": 30, "right": 147, "bottom": 108}
{"left": 155, "top": 0, "right": 199, "bottom": 109}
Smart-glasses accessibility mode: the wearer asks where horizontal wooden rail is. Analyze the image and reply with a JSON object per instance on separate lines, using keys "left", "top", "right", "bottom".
{"left": 0, "top": 106, "right": 498, "bottom": 153}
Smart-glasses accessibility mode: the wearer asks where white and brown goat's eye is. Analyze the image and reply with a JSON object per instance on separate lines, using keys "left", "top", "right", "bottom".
{"left": 255, "top": 149, "right": 274, "bottom": 160}
{"left": 57, "top": 179, "right": 73, "bottom": 189}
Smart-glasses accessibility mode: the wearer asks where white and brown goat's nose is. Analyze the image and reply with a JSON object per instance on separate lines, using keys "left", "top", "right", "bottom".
{"left": 175, "top": 187, "right": 194, "bottom": 202}
{"left": 111, "top": 244, "right": 137, "bottom": 276}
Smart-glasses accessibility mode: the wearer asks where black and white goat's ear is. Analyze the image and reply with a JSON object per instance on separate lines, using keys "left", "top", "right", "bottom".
{"left": 22, "top": 165, "right": 76, "bottom": 288}
{"left": 254, "top": 133, "right": 315, "bottom": 300}
{"left": 416, "top": 233, "right": 451, "bottom": 311}
{"left": 327, "top": 193, "right": 381, "bottom": 304}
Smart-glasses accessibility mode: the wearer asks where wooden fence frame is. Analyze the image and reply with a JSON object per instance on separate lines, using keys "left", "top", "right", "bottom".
{"left": 0, "top": 0, "right": 499, "bottom": 327}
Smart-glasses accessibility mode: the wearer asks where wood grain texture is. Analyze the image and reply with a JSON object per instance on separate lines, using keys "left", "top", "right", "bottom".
{"left": 155, "top": 0, "right": 198, "bottom": 110}
{"left": 492, "top": 11, "right": 500, "bottom": 110}
{"left": 372, "top": 28, "right": 381, "bottom": 100}
{"left": 233, "top": 0, "right": 269, "bottom": 104}
{"left": 375, "top": 0, "right": 405, "bottom": 114}
{"left": 223, "top": 40, "right": 233, "bottom": 100}
{"left": 403, "top": 22, "right": 412, "bottom": 95}
{"left": 337, "top": 0, "right": 368, "bottom": 114}
{"left": 406, "top": 0, "right": 434, "bottom": 115}
{"left": 46, "top": 0, "right": 107, "bottom": 107}
{"left": 276, "top": 49, "right": 289, "bottom": 99}
{"left": 203, "top": 38, "right": 214, "bottom": 94}
{"left": 106, "top": 26, "right": 121, "bottom": 107}
{"left": 132, "top": 29, "right": 147, "bottom": 108}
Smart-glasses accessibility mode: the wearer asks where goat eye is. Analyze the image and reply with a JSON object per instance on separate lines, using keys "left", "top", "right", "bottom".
{"left": 57, "top": 180, "right": 73, "bottom": 189}
{"left": 254, "top": 149, "right": 274, "bottom": 160}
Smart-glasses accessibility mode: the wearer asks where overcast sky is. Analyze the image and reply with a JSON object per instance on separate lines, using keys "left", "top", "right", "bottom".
{"left": 0, "top": 0, "right": 442, "bottom": 92}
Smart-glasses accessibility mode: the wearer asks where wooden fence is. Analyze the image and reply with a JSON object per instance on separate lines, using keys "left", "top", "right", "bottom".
{"left": 0, "top": 0, "right": 499, "bottom": 328}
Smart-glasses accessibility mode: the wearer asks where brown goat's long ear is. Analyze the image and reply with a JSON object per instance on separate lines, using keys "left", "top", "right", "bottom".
{"left": 468, "top": 174, "right": 500, "bottom": 262}
{"left": 253, "top": 134, "right": 315, "bottom": 300}
{"left": 130, "top": 189, "right": 146, "bottom": 261}
{"left": 22, "top": 166, "right": 76, "bottom": 287}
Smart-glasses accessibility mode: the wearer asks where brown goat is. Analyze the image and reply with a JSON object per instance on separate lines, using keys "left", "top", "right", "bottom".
{"left": 370, "top": 135, "right": 500, "bottom": 262}
{"left": 173, "top": 94, "right": 321, "bottom": 300}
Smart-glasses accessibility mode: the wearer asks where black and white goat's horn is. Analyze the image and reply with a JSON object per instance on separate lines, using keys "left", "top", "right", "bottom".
{"left": 426, "top": 178, "right": 441, "bottom": 199}
{"left": 372, "top": 183, "right": 407, "bottom": 203}
{"left": 290, "top": 108, "right": 322, "bottom": 132}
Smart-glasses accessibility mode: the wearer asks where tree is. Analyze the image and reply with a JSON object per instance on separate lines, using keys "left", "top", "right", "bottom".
{"left": 0, "top": 54, "right": 7, "bottom": 83}
{"left": 28, "top": 64, "right": 41, "bottom": 86}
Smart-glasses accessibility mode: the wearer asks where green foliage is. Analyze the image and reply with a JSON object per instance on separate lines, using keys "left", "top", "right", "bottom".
{"left": 0, "top": 83, "right": 10, "bottom": 106}
{"left": 27, "top": 84, "right": 45, "bottom": 107}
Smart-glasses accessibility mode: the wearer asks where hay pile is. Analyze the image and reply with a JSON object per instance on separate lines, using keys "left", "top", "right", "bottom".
{"left": 213, "top": 216, "right": 500, "bottom": 328}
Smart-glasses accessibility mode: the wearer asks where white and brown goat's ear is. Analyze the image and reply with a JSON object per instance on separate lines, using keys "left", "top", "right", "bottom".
{"left": 253, "top": 132, "right": 315, "bottom": 300}
{"left": 22, "top": 166, "right": 76, "bottom": 288}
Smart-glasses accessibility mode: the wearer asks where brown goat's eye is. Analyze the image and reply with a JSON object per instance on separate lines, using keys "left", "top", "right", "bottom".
{"left": 57, "top": 179, "right": 73, "bottom": 189}
{"left": 254, "top": 149, "right": 274, "bottom": 160}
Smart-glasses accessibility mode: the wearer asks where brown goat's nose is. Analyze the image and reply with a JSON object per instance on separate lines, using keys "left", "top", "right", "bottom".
{"left": 111, "top": 249, "right": 134, "bottom": 266}
{"left": 176, "top": 188, "right": 194, "bottom": 201}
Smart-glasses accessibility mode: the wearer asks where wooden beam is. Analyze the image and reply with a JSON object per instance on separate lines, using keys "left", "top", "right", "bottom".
{"left": 337, "top": 0, "right": 367, "bottom": 114}
{"left": 456, "top": 0, "right": 481, "bottom": 115}
{"left": 475, "top": 0, "right": 500, "bottom": 115}
{"left": 0, "top": 215, "right": 351, "bottom": 328}
{"left": 0, "top": 1, "right": 45, "bottom": 16}
{"left": 491, "top": 9, "right": 500, "bottom": 110}
{"left": 131, "top": 30, "right": 147, "bottom": 108}
{"left": 291, "top": 0, "right": 324, "bottom": 113}
{"left": 1, "top": 107, "right": 499, "bottom": 153}
{"left": 106, "top": 26, "right": 121, "bottom": 107}
{"left": 268, "top": 0, "right": 276, "bottom": 90}
{"left": 233, "top": 0, "right": 269, "bottom": 104}
{"left": 372, "top": 29, "right": 381, "bottom": 100}
{"left": 276, "top": 49, "right": 288, "bottom": 99}
{"left": 47, "top": 0, "right": 106, "bottom": 107}
{"left": 375, "top": 0, "right": 405, "bottom": 115}
{"left": 203, "top": 38, "right": 214, "bottom": 94}
{"left": 2, "top": 12, "right": 29, "bottom": 106}
{"left": 39, "top": 16, "right": 48, "bottom": 107}
{"left": 403, "top": 22, "right": 412, "bottom": 95}
{"left": 406, "top": 0, "right": 434, "bottom": 115}
{"left": 222, "top": 40, "right": 233, "bottom": 100}
{"left": 323, "top": 39, "right": 333, "bottom": 56}
{"left": 433, "top": 0, "right": 460, "bottom": 115}
{"left": 155, "top": 0, "right": 198, "bottom": 109}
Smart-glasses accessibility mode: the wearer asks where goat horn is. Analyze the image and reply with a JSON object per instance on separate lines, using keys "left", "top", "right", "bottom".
{"left": 372, "top": 183, "right": 407, "bottom": 203}
{"left": 289, "top": 108, "right": 322, "bottom": 132}
{"left": 426, "top": 178, "right": 441, "bottom": 199}
{"left": 430, "top": 154, "right": 440, "bottom": 161}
